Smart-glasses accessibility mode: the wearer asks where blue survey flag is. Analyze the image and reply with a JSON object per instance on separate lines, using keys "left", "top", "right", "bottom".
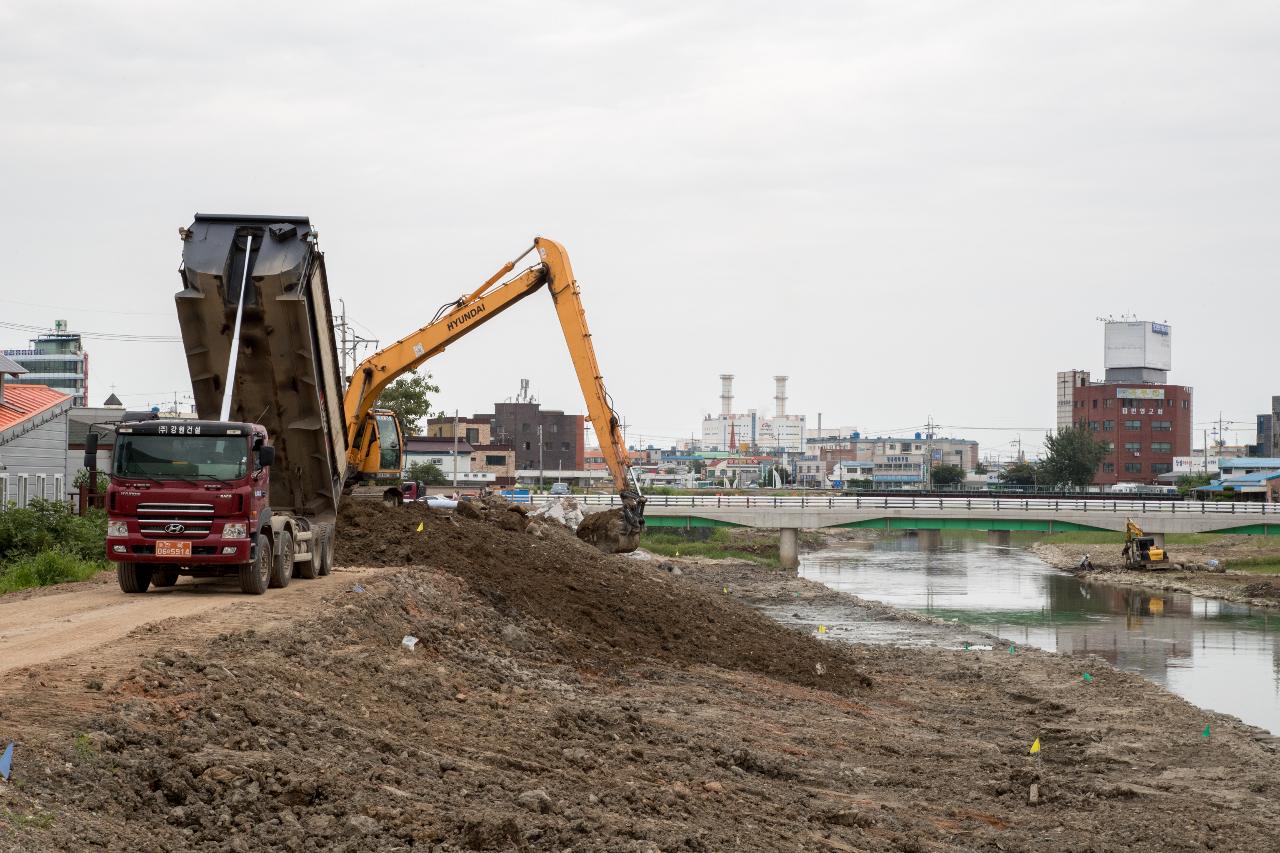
{"left": 0, "top": 743, "right": 13, "bottom": 781}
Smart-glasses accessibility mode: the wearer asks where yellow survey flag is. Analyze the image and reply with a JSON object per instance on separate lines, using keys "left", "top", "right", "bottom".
{"left": 1029, "top": 738, "right": 1041, "bottom": 755}
{"left": 416, "top": 521, "right": 424, "bottom": 533}
{"left": 818, "top": 625, "right": 828, "bottom": 634}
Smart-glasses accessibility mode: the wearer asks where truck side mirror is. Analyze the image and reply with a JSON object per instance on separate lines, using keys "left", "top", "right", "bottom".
{"left": 257, "top": 445, "right": 276, "bottom": 468}
{"left": 83, "top": 432, "right": 98, "bottom": 469}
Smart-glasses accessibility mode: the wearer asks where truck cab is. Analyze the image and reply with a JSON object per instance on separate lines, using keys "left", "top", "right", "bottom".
{"left": 104, "top": 416, "right": 332, "bottom": 594}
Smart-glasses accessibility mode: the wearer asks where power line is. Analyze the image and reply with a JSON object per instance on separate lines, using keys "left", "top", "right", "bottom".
{"left": 0, "top": 320, "right": 180, "bottom": 343}
{"left": 0, "top": 297, "right": 169, "bottom": 317}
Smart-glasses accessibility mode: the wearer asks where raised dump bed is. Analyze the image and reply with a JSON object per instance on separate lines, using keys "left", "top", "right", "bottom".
{"left": 175, "top": 214, "right": 348, "bottom": 520}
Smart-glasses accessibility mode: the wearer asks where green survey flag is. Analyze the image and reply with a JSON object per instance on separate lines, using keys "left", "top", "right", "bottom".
{"left": 1202, "top": 724, "right": 1211, "bottom": 738}
{"left": 1082, "top": 673, "right": 1093, "bottom": 683}
{"left": 1008, "top": 645, "right": 1016, "bottom": 655}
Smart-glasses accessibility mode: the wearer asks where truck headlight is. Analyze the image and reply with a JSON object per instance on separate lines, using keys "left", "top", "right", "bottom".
{"left": 107, "top": 521, "right": 129, "bottom": 537}
{"left": 222, "top": 522, "right": 247, "bottom": 539}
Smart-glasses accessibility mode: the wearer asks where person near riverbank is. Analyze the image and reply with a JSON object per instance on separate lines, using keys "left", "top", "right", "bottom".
{"left": 1079, "top": 554, "right": 1094, "bottom": 571}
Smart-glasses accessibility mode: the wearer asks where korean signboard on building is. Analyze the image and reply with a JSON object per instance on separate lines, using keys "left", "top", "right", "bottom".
{"left": 1116, "top": 387, "right": 1165, "bottom": 400}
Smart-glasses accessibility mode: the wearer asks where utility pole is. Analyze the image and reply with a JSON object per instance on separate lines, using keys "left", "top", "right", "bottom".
{"left": 538, "top": 424, "right": 544, "bottom": 489}
{"left": 452, "top": 409, "right": 459, "bottom": 491}
{"left": 924, "top": 414, "right": 936, "bottom": 490}
{"left": 335, "top": 298, "right": 379, "bottom": 386}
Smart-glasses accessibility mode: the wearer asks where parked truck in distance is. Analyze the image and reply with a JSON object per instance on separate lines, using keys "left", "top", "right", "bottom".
{"left": 102, "top": 215, "right": 344, "bottom": 593}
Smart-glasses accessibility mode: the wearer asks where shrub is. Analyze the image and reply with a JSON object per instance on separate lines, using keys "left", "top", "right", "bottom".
{"left": 0, "top": 550, "right": 104, "bottom": 594}
{"left": 0, "top": 499, "right": 107, "bottom": 592}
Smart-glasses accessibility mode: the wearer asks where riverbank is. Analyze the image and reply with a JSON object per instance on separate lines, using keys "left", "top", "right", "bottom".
{"left": 1032, "top": 540, "right": 1280, "bottom": 608}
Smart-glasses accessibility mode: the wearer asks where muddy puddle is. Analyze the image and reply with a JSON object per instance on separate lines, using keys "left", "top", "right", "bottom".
{"left": 794, "top": 534, "right": 1280, "bottom": 734}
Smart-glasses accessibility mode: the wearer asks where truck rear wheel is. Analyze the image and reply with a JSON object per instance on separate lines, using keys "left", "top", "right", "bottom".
{"left": 118, "top": 563, "right": 153, "bottom": 594}
{"left": 270, "top": 530, "right": 294, "bottom": 588}
{"left": 318, "top": 529, "right": 334, "bottom": 576}
{"left": 239, "top": 534, "right": 273, "bottom": 595}
{"left": 297, "top": 531, "right": 320, "bottom": 580}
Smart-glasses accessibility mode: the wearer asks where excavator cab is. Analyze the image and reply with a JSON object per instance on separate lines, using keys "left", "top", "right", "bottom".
{"left": 348, "top": 408, "right": 405, "bottom": 493}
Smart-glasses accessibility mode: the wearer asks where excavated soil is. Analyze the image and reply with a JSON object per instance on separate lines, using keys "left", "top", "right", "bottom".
{"left": 1, "top": 505, "right": 1279, "bottom": 851}
{"left": 335, "top": 501, "right": 871, "bottom": 695}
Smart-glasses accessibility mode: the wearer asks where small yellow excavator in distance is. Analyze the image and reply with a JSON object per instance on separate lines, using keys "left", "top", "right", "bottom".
{"left": 1122, "top": 518, "right": 1168, "bottom": 569}
{"left": 342, "top": 237, "right": 645, "bottom": 553}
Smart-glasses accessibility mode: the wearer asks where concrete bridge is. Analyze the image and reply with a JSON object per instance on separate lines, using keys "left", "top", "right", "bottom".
{"left": 541, "top": 494, "right": 1280, "bottom": 569}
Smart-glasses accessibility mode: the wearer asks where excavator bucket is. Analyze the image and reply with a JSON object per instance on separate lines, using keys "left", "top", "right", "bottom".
{"left": 576, "top": 492, "right": 646, "bottom": 554}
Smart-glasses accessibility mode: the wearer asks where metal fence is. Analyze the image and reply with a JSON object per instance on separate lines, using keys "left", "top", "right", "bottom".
{"left": 533, "top": 493, "right": 1280, "bottom": 515}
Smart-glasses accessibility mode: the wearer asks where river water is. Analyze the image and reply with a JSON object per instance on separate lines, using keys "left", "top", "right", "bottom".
{"left": 800, "top": 535, "right": 1280, "bottom": 735}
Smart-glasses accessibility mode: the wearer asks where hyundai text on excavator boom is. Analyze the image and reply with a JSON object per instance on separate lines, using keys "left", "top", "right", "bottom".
{"left": 343, "top": 237, "right": 646, "bottom": 553}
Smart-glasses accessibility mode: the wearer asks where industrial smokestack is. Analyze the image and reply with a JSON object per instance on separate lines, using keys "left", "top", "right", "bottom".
{"left": 774, "top": 375, "right": 788, "bottom": 417}
{"left": 720, "top": 374, "right": 734, "bottom": 416}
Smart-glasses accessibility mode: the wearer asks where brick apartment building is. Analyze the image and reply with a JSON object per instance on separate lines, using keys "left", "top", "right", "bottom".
{"left": 473, "top": 402, "right": 584, "bottom": 473}
{"left": 1070, "top": 383, "right": 1192, "bottom": 485}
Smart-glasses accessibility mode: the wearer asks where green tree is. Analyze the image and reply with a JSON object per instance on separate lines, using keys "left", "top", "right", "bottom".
{"left": 375, "top": 372, "right": 440, "bottom": 434}
{"left": 930, "top": 464, "right": 965, "bottom": 486}
{"left": 973, "top": 461, "right": 989, "bottom": 475}
{"left": 999, "top": 461, "right": 1039, "bottom": 486}
{"left": 1038, "top": 426, "right": 1109, "bottom": 489}
{"left": 405, "top": 462, "right": 448, "bottom": 486}
{"left": 1175, "top": 472, "right": 1213, "bottom": 496}
{"left": 73, "top": 468, "right": 108, "bottom": 494}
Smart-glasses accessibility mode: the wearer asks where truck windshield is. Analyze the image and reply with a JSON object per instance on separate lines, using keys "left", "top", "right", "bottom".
{"left": 114, "top": 434, "right": 249, "bottom": 479}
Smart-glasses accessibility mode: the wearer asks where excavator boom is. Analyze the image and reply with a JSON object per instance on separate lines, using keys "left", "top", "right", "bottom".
{"left": 343, "top": 237, "right": 644, "bottom": 551}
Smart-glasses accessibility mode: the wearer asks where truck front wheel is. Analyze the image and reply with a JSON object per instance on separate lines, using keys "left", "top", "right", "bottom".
{"left": 153, "top": 566, "right": 180, "bottom": 588}
{"left": 239, "top": 534, "right": 273, "bottom": 595}
{"left": 118, "top": 562, "right": 153, "bottom": 594}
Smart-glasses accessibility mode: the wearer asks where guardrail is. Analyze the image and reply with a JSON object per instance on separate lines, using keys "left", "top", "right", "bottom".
{"left": 531, "top": 494, "right": 1280, "bottom": 515}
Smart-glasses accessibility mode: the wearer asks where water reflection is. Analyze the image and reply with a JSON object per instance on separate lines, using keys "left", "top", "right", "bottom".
{"left": 801, "top": 535, "right": 1280, "bottom": 735}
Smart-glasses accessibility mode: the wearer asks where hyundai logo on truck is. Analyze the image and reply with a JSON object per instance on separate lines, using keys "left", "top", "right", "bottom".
{"left": 165, "top": 523, "right": 186, "bottom": 534}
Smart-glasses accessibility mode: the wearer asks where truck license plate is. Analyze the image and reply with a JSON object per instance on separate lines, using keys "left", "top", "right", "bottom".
{"left": 156, "top": 540, "right": 192, "bottom": 558}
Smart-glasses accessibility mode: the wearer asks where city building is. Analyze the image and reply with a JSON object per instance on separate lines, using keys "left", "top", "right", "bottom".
{"left": 871, "top": 452, "right": 927, "bottom": 488}
{"left": 1254, "top": 397, "right": 1280, "bottom": 457}
{"left": 706, "top": 456, "right": 771, "bottom": 487}
{"left": 1063, "top": 319, "right": 1193, "bottom": 486}
{"left": 2, "top": 321, "right": 89, "bottom": 406}
{"left": 830, "top": 459, "right": 873, "bottom": 487}
{"left": 1056, "top": 370, "right": 1091, "bottom": 431}
{"left": 1195, "top": 458, "right": 1280, "bottom": 502}
{"left": 425, "top": 416, "right": 491, "bottom": 447}
{"left": 700, "top": 375, "right": 806, "bottom": 453}
{"left": 0, "top": 355, "right": 73, "bottom": 507}
{"left": 404, "top": 437, "right": 475, "bottom": 481}
{"left": 479, "top": 401, "right": 584, "bottom": 473}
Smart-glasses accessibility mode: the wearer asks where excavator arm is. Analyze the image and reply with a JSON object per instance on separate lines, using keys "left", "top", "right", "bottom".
{"left": 343, "top": 237, "right": 645, "bottom": 548}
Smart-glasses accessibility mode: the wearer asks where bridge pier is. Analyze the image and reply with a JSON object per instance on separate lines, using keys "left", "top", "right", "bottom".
{"left": 1149, "top": 532, "right": 1166, "bottom": 549}
{"left": 987, "top": 530, "right": 1011, "bottom": 546}
{"left": 917, "top": 529, "right": 942, "bottom": 550}
{"left": 779, "top": 528, "right": 799, "bottom": 570}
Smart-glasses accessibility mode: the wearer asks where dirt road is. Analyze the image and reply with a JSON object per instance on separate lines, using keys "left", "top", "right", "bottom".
{"left": 0, "top": 568, "right": 382, "bottom": 676}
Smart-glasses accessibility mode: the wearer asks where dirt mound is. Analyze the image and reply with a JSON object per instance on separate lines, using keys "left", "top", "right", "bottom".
{"left": 335, "top": 500, "right": 871, "bottom": 695}
{"left": 1241, "top": 580, "right": 1280, "bottom": 600}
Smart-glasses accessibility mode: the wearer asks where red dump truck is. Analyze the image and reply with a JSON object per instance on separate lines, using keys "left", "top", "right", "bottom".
{"left": 97, "top": 215, "right": 346, "bottom": 593}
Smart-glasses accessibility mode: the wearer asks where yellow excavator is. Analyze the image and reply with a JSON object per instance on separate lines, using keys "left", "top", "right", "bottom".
{"left": 1122, "top": 518, "right": 1168, "bottom": 569}
{"left": 342, "top": 237, "right": 645, "bottom": 553}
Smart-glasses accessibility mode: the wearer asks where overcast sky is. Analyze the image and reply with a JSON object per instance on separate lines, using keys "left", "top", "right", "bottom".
{"left": 2, "top": 1, "right": 1277, "bottom": 458}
